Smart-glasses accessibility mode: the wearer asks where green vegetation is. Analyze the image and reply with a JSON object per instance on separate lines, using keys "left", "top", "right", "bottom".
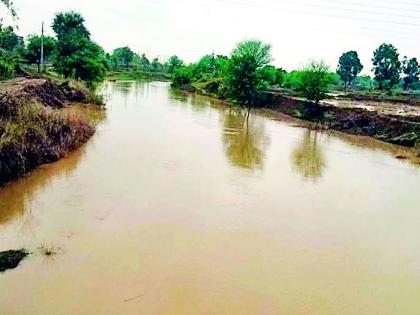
{"left": 110, "top": 47, "right": 134, "bottom": 69}
{"left": 227, "top": 39, "right": 272, "bottom": 107}
{"left": 167, "top": 55, "right": 184, "bottom": 74}
{"left": 0, "top": 79, "right": 98, "bottom": 185}
{"left": 372, "top": 43, "right": 401, "bottom": 91}
{"left": 297, "top": 60, "right": 333, "bottom": 106}
{"left": 169, "top": 40, "right": 419, "bottom": 111}
{"left": 25, "top": 35, "right": 57, "bottom": 72}
{"left": 337, "top": 51, "right": 363, "bottom": 92}
{"left": 402, "top": 57, "right": 419, "bottom": 91}
{"left": 52, "top": 12, "right": 108, "bottom": 87}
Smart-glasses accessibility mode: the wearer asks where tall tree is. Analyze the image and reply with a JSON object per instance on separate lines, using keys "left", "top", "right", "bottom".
{"left": 112, "top": 46, "right": 134, "bottom": 69}
{"left": 372, "top": 43, "right": 401, "bottom": 90}
{"left": 52, "top": 11, "right": 107, "bottom": 86}
{"left": 52, "top": 11, "right": 90, "bottom": 41}
{"left": 167, "top": 55, "right": 183, "bottom": 74}
{"left": 337, "top": 51, "right": 363, "bottom": 92}
{"left": 25, "top": 35, "right": 57, "bottom": 72}
{"left": 227, "top": 39, "right": 272, "bottom": 107}
{"left": 402, "top": 57, "right": 420, "bottom": 91}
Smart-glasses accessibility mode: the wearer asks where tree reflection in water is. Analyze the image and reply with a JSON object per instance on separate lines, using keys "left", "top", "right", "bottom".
{"left": 291, "top": 130, "right": 326, "bottom": 181}
{"left": 222, "top": 108, "right": 268, "bottom": 170}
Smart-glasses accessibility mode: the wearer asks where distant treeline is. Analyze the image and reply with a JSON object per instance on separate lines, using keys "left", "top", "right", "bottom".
{"left": 169, "top": 40, "right": 419, "bottom": 108}
{"left": 0, "top": 2, "right": 418, "bottom": 97}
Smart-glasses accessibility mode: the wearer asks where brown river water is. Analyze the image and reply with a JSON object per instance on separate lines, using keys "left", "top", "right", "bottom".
{"left": 1, "top": 81, "right": 420, "bottom": 315}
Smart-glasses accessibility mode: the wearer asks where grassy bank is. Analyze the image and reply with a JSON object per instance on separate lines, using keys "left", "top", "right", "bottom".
{"left": 0, "top": 78, "right": 104, "bottom": 186}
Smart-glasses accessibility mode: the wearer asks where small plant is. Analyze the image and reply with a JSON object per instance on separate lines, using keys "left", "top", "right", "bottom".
{"left": 38, "top": 244, "right": 63, "bottom": 257}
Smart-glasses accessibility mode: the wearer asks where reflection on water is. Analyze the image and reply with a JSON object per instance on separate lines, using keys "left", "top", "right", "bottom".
{"left": 222, "top": 109, "right": 268, "bottom": 170}
{"left": 0, "top": 145, "right": 87, "bottom": 227}
{"left": 291, "top": 130, "right": 326, "bottom": 181}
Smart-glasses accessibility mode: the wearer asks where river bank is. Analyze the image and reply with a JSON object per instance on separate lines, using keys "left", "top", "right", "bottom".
{"left": 0, "top": 77, "right": 104, "bottom": 186}
{"left": 181, "top": 83, "right": 420, "bottom": 149}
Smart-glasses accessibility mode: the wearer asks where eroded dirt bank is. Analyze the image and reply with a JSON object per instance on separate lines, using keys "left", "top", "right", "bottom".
{"left": 0, "top": 78, "right": 104, "bottom": 186}
{"left": 259, "top": 92, "right": 420, "bottom": 147}
{"left": 184, "top": 83, "right": 420, "bottom": 148}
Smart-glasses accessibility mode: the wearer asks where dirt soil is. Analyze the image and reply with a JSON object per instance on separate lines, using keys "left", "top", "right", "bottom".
{"left": 0, "top": 77, "right": 102, "bottom": 186}
{"left": 0, "top": 78, "right": 87, "bottom": 108}
{"left": 261, "top": 92, "right": 420, "bottom": 147}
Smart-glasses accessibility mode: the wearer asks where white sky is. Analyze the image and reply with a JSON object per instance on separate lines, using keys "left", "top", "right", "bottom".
{"left": 2, "top": 0, "right": 420, "bottom": 73}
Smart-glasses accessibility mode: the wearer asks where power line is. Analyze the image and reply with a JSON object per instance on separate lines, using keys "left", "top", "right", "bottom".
{"left": 283, "top": 0, "right": 420, "bottom": 20}
{"left": 301, "top": 0, "right": 420, "bottom": 14}
{"left": 357, "top": 0, "right": 420, "bottom": 8}
{"left": 215, "top": 0, "right": 420, "bottom": 27}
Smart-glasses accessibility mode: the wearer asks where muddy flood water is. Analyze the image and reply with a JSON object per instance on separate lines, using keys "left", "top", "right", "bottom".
{"left": 1, "top": 81, "right": 420, "bottom": 315}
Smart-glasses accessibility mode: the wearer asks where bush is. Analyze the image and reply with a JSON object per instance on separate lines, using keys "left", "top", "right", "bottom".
{"left": 297, "top": 60, "right": 332, "bottom": 105}
{"left": 282, "top": 71, "right": 303, "bottom": 89}
{"left": 0, "top": 56, "right": 15, "bottom": 78}
{"left": 171, "top": 66, "right": 194, "bottom": 87}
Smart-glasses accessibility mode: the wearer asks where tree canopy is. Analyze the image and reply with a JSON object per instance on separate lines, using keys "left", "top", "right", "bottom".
{"left": 52, "top": 11, "right": 90, "bottom": 41}
{"left": 372, "top": 43, "right": 401, "bottom": 90}
{"left": 337, "top": 51, "right": 363, "bottom": 92}
{"left": 52, "top": 11, "right": 107, "bottom": 86}
{"left": 227, "top": 39, "right": 272, "bottom": 106}
{"left": 0, "top": 26, "right": 23, "bottom": 53}
{"left": 167, "top": 55, "right": 184, "bottom": 74}
{"left": 402, "top": 57, "right": 420, "bottom": 91}
{"left": 25, "top": 35, "right": 57, "bottom": 72}
{"left": 112, "top": 46, "right": 134, "bottom": 69}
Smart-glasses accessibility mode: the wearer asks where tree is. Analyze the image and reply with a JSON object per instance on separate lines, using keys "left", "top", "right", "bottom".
{"left": 402, "top": 57, "right": 420, "bottom": 91}
{"left": 112, "top": 46, "right": 134, "bottom": 69}
{"left": 298, "top": 60, "right": 332, "bottom": 107}
{"left": 372, "top": 43, "right": 401, "bottom": 90}
{"left": 337, "top": 51, "right": 363, "bottom": 92}
{"left": 139, "top": 53, "right": 150, "bottom": 70}
{"left": 25, "top": 35, "right": 57, "bottom": 72}
{"left": 1, "top": 0, "right": 17, "bottom": 18}
{"left": 227, "top": 39, "right": 272, "bottom": 107}
{"left": 167, "top": 55, "right": 184, "bottom": 74}
{"left": 0, "top": 26, "right": 23, "bottom": 52}
{"left": 52, "top": 11, "right": 107, "bottom": 86}
{"left": 150, "top": 58, "right": 162, "bottom": 72}
{"left": 171, "top": 66, "right": 194, "bottom": 88}
{"left": 52, "top": 11, "right": 90, "bottom": 41}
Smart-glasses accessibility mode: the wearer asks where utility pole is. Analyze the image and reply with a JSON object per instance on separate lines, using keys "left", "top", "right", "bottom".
{"left": 40, "top": 22, "right": 44, "bottom": 73}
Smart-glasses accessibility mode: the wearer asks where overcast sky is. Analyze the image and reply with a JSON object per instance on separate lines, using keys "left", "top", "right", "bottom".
{"left": 2, "top": 0, "right": 419, "bottom": 73}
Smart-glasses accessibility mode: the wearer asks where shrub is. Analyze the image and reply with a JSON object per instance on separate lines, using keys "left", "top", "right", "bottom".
{"left": 297, "top": 60, "right": 332, "bottom": 105}
{"left": 171, "top": 66, "right": 194, "bottom": 87}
